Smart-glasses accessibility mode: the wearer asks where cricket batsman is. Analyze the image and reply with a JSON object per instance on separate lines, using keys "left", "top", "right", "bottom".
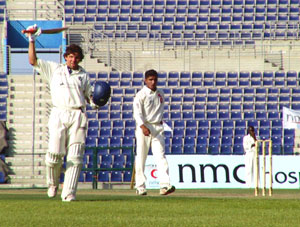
{"left": 25, "top": 24, "right": 108, "bottom": 201}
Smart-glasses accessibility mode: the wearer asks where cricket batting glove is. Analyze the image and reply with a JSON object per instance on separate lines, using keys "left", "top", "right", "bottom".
{"left": 26, "top": 24, "right": 42, "bottom": 42}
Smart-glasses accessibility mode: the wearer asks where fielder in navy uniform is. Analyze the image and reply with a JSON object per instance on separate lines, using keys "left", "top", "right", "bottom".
{"left": 27, "top": 25, "right": 99, "bottom": 201}
{"left": 133, "top": 69, "right": 175, "bottom": 196}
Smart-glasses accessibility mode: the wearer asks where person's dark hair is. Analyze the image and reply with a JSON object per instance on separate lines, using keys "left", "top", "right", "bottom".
{"left": 63, "top": 44, "right": 84, "bottom": 61}
{"left": 247, "top": 126, "right": 255, "bottom": 134}
{"left": 145, "top": 69, "right": 158, "bottom": 79}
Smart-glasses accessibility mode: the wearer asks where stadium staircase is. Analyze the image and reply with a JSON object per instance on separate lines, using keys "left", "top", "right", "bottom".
{"left": 6, "top": 0, "right": 62, "bottom": 20}
{"left": 3, "top": 75, "right": 49, "bottom": 188}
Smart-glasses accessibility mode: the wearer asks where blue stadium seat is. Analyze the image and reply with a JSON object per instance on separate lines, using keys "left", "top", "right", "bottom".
{"left": 174, "top": 128, "right": 185, "bottom": 137}
{"left": 234, "top": 136, "right": 243, "bottom": 146}
{"left": 195, "top": 144, "right": 207, "bottom": 154}
{"left": 223, "top": 120, "right": 234, "bottom": 128}
{"left": 122, "top": 136, "right": 134, "bottom": 147}
{"left": 209, "top": 137, "right": 220, "bottom": 146}
{"left": 171, "top": 145, "right": 182, "bottom": 154}
{"left": 222, "top": 128, "right": 233, "bottom": 137}
{"left": 233, "top": 144, "right": 244, "bottom": 155}
{"left": 110, "top": 137, "right": 122, "bottom": 147}
{"left": 185, "top": 128, "right": 197, "bottom": 137}
{"left": 184, "top": 137, "right": 195, "bottom": 147}
{"left": 284, "top": 129, "right": 295, "bottom": 137}
{"left": 221, "top": 137, "right": 232, "bottom": 146}
{"left": 283, "top": 145, "right": 294, "bottom": 155}
{"left": 196, "top": 136, "right": 207, "bottom": 147}
{"left": 86, "top": 137, "right": 97, "bottom": 147}
{"left": 198, "top": 128, "right": 209, "bottom": 137}
{"left": 111, "top": 171, "right": 123, "bottom": 182}
{"left": 98, "top": 171, "right": 110, "bottom": 182}
{"left": 234, "top": 128, "right": 245, "bottom": 137}
{"left": 270, "top": 140, "right": 281, "bottom": 153}
{"left": 123, "top": 171, "right": 132, "bottom": 182}
{"left": 220, "top": 145, "right": 232, "bottom": 155}
{"left": 219, "top": 111, "right": 230, "bottom": 119}
{"left": 256, "top": 112, "right": 267, "bottom": 120}
{"left": 231, "top": 111, "right": 242, "bottom": 120}
{"left": 208, "top": 145, "right": 219, "bottom": 155}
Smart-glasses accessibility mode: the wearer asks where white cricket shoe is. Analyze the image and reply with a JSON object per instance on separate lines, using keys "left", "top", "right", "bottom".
{"left": 136, "top": 188, "right": 147, "bottom": 196}
{"left": 160, "top": 185, "right": 175, "bottom": 195}
{"left": 62, "top": 194, "right": 76, "bottom": 202}
{"left": 47, "top": 186, "right": 58, "bottom": 198}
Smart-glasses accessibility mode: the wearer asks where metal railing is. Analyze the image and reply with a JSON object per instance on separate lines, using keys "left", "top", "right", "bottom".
{"left": 82, "top": 146, "right": 134, "bottom": 189}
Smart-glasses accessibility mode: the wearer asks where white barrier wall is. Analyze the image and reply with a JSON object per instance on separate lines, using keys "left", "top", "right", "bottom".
{"left": 145, "top": 155, "right": 300, "bottom": 189}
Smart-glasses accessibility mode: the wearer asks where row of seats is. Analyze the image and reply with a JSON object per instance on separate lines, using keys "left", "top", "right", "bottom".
{"left": 168, "top": 143, "right": 293, "bottom": 155}
{"left": 105, "top": 95, "right": 299, "bottom": 104}
{"left": 89, "top": 30, "right": 300, "bottom": 42}
{"left": 92, "top": 23, "right": 300, "bottom": 32}
{"left": 61, "top": 171, "right": 132, "bottom": 183}
{"left": 66, "top": 6, "right": 300, "bottom": 16}
{"left": 65, "top": 0, "right": 300, "bottom": 8}
{"left": 85, "top": 135, "right": 294, "bottom": 155}
{"left": 93, "top": 103, "right": 299, "bottom": 114}
{"left": 90, "top": 70, "right": 300, "bottom": 80}
{"left": 67, "top": 14, "right": 300, "bottom": 26}
{"left": 106, "top": 79, "right": 300, "bottom": 87}
{"left": 87, "top": 127, "right": 293, "bottom": 142}
{"left": 87, "top": 121, "right": 289, "bottom": 138}
{"left": 107, "top": 87, "right": 300, "bottom": 96}
{"left": 88, "top": 119, "right": 283, "bottom": 129}
{"left": 90, "top": 109, "right": 284, "bottom": 120}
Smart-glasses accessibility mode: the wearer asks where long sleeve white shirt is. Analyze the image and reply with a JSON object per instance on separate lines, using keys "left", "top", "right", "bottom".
{"left": 34, "top": 59, "right": 93, "bottom": 109}
{"left": 133, "top": 86, "right": 164, "bottom": 127}
{"left": 243, "top": 134, "right": 256, "bottom": 154}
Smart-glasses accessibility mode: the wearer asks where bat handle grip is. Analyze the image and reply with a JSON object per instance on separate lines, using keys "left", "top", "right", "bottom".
{"left": 22, "top": 29, "right": 37, "bottom": 34}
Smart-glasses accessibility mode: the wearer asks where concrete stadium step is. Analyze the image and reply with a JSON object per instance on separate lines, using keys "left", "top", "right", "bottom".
{"left": 8, "top": 141, "right": 48, "bottom": 150}
{"left": 7, "top": 148, "right": 47, "bottom": 155}
{"left": 6, "top": 154, "right": 44, "bottom": 162}
{"left": 8, "top": 101, "right": 51, "bottom": 108}
{"left": 9, "top": 166, "right": 46, "bottom": 175}
{"left": 8, "top": 117, "right": 48, "bottom": 124}
{"left": 8, "top": 110, "right": 49, "bottom": 118}
{"left": 9, "top": 132, "right": 48, "bottom": 139}
{"left": 0, "top": 183, "right": 47, "bottom": 188}
{"left": 9, "top": 176, "right": 46, "bottom": 185}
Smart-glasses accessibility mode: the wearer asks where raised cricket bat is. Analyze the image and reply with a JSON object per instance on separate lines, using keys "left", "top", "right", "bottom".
{"left": 21, "top": 27, "right": 68, "bottom": 34}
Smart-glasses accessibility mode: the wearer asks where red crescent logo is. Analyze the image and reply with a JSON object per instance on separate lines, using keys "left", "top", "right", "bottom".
{"left": 151, "top": 169, "right": 157, "bottom": 179}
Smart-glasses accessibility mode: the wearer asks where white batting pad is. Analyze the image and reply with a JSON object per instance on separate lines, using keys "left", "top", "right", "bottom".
{"left": 61, "top": 143, "right": 84, "bottom": 200}
{"left": 45, "top": 152, "right": 63, "bottom": 187}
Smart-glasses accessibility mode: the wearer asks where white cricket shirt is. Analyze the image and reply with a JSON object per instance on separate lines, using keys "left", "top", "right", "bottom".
{"left": 243, "top": 134, "right": 256, "bottom": 154}
{"left": 34, "top": 59, "right": 92, "bottom": 109}
{"left": 133, "top": 86, "right": 164, "bottom": 127}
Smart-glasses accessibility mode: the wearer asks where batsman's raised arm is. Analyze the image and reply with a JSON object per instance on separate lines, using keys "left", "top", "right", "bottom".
{"left": 28, "top": 38, "right": 37, "bottom": 66}
{"left": 25, "top": 24, "right": 41, "bottom": 66}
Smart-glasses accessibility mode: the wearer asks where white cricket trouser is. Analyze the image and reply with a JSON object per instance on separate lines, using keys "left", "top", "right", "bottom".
{"left": 135, "top": 123, "right": 171, "bottom": 189}
{"left": 45, "top": 107, "right": 87, "bottom": 198}
{"left": 245, "top": 151, "right": 256, "bottom": 188}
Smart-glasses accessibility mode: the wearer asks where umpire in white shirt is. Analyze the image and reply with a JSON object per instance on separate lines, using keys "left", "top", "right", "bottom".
{"left": 243, "top": 126, "right": 258, "bottom": 188}
{"left": 133, "top": 69, "right": 175, "bottom": 196}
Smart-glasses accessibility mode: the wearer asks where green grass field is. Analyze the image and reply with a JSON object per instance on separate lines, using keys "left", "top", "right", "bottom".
{"left": 0, "top": 189, "right": 300, "bottom": 227}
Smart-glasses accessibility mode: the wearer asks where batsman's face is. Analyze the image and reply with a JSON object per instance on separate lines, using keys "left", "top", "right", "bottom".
{"left": 65, "top": 52, "right": 81, "bottom": 70}
{"left": 145, "top": 75, "right": 157, "bottom": 91}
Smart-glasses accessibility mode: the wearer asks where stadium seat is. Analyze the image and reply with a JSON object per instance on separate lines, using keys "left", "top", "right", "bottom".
{"left": 98, "top": 171, "right": 110, "bottom": 182}
{"left": 208, "top": 145, "right": 219, "bottom": 155}
{"left": 283, "top": 145, "right": 294, "bottom": 155}
{"left": 220, "top": 145, "right": 232, "bottom": 155}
